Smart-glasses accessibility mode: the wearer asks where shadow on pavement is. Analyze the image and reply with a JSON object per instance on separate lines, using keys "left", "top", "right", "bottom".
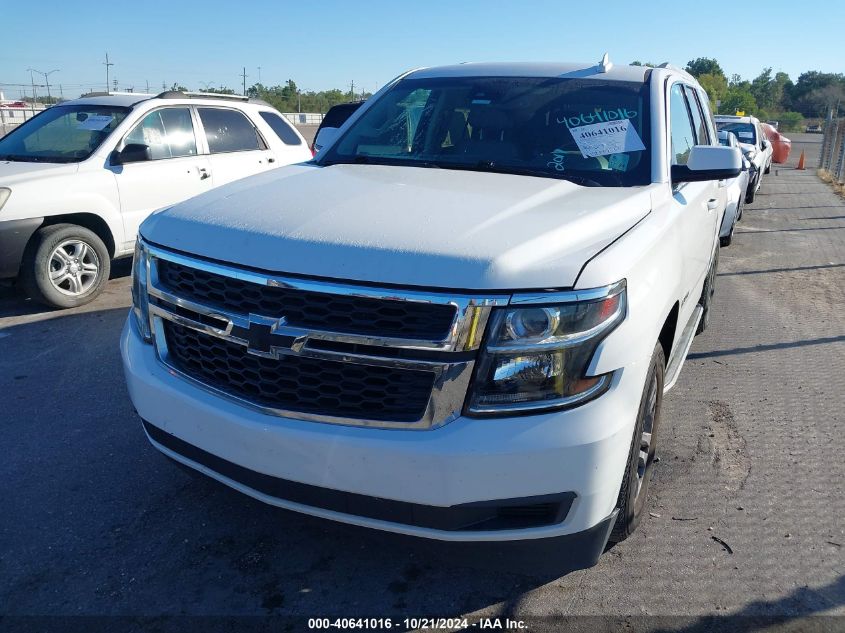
{"left": 0, "top": 258, "right": 132, "bottom": 320}
{"left": 718, "top": 263, "right": 845, "bottom": 276}
{"left": 688, "top": 335, "right": 845, "bottom": 360}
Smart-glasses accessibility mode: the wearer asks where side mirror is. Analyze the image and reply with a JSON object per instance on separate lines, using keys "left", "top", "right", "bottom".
{"left": 671, "top": 145, "right": 742, "bottom": 183}
{"left": 313, "top": 127, "right": 339, "bottom": 153}
{"left": 761, "top": 139, "right": 771, "bottom": 150}
{"left": 112, "top": 143, "right": 151, "bottom": 165}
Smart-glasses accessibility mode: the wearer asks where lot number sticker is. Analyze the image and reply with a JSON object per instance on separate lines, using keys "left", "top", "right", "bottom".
{"left": 569, "top": 119, "right": 645, "bottom": 158}
{"left": 77, "top": 115, "right": 114, "bottom": 131}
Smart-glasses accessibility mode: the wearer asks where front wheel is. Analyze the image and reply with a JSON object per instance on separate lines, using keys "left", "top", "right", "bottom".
{"left": 745, "top": 177, "right": 757, "bottom": 204}
{"left": 610, "top": 342, "right": 665, "bottom": 542}
{"left": 696, "top": 247, "right": 718, "bottom": 335}
{"left": 20, "top": 224, "right": 111, "bottom": 309}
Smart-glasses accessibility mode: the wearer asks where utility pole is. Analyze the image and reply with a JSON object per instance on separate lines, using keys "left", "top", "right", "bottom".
{"left": 28, "top": 68, "right": 37, "bottom": 104}
{"left": 113, "top": 78, "right": 118, "bottom": 92}
{"left": 350, "top": 80, "right": 355, "bottom": 101}
{"left": 103, "top": 53, "right": 114, "bottom": 93}
{"left": 145, "top": 80, "right": 150, "bottom": 93}
{"left": 257, "top": 66, "right": 262, "bottom": 84}
{"left": 241, "top": 67, "right": 248, "bottom": 96}
{"left": 30, "top": 69, "right": 59, "bottom": 102}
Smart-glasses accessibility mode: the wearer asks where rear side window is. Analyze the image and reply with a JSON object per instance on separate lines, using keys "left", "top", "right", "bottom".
{"left": 669, "top": 84, "right": 696, "bottom": 165}
{"left": 259, "top": 112, "right": 302, "bottom": 145}
{"left": 683, "top": 85, "right": 709, "bottom": 145}
{"left": 321, "top": 103, "right": 362, "bottom": 129}
{"left": 198, "top": 108, "right": 261, "bottom": 153}
{"left": 696, "top": 89, "right": 718, "bottom": 144}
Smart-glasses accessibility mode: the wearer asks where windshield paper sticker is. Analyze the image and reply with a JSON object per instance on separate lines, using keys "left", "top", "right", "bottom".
{"left": 569, "top": 119, "right": 645, "bottom": 158}
{"left": 76, "top": 115, "right": 114, "bottom": 131}
{"left": 737, "top": 131, "right": 754, "bottom": 139}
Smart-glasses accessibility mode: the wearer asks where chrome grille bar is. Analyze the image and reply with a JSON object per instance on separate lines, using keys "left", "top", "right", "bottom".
{"left": 144, "top": 243, "right": 509, "bottom": 429}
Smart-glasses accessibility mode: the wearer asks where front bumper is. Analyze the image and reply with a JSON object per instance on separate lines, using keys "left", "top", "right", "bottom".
{"left": 122, "top": 315, "right": 647, "bottom": 544}
{"left": 0, "top": 217, "right": 42, "bottom": 278}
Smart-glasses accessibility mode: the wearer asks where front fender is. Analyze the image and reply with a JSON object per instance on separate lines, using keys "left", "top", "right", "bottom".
{"left": 579, "top": 198, "right": 684, "bottom": 376}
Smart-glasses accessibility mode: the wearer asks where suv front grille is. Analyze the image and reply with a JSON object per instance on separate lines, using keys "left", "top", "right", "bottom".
{"left": 163, "top": 322, "right": 436, "bottom": 422}
{"left": 157, "top": 260, "right": 457, "bottom": 341}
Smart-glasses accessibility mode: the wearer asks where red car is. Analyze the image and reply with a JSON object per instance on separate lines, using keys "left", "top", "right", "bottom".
{"left": 761, "top": 122, "right": 792, "bottom": 164}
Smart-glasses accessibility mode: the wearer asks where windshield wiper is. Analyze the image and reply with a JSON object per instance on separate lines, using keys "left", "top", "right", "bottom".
{"left": 321, "top": 155, "right": 442, "bottom": 169}
{"left": 433, "top": 160, "right": 602, "bottom": 186}
{"left": 0, "top": 154, "right": 74, "bottom": 163}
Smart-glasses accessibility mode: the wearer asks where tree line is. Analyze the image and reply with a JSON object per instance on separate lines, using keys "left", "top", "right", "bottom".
{"left": 633, "top": 58, "right": 845, "bottom": 131}
{"left": 175, "top": 81, "right": 371, "bottom": 113}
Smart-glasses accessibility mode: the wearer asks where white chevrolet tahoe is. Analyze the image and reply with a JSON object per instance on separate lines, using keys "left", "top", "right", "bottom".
{"left": 122, "top": 59, "right": 741, "bottom": 568}
{"left": 0, "top": 92, "right": 311, "bottom": 308}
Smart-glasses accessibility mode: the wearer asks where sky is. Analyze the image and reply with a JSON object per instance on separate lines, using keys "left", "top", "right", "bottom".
{"left": 2, "top": 0, "right": 844, "bottom": 100}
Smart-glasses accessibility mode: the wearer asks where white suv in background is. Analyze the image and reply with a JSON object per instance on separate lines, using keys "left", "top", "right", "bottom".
{"left": 715, "top": 114, "right": 773, "bottom": 203}
{"left": 0, "top": 92, "right": 312, "bottom": 308}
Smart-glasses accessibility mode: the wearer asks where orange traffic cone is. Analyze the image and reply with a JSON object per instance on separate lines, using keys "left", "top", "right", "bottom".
{"left": 797, "top": 150, "right": 806, "bottom": 170}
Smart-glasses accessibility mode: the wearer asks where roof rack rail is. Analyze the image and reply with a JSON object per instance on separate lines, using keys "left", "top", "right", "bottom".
{"left": 80, "top": 91, "right": 155, "bottom": 98}
{"left": 155, "top": 90, "right": 250, "bottom": 101}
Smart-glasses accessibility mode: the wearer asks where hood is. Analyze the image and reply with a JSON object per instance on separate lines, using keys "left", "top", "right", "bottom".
{"left": 0, "top": 160, "right": 79, "bottom": 185}
{"left": 141, "top": 164, "right": 653, "bottom": 290}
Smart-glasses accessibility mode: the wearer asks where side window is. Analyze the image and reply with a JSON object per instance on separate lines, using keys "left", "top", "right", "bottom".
{"left": 259, "top": 112, "right": 303, "bottom": 146}
{"left": 697, "top": 89, "right": 718, "bottom": 145}
{"left": 198, "top": 108, "right": 261, "bottom": 153}
{"left": 669, "top": 84, "right": 696, "bottom": 165}
{"left": 683, "top": 85, "right": 709, "bottom": 145}
{"left": 124, "top": 108, "right": 197, "bottom": 160}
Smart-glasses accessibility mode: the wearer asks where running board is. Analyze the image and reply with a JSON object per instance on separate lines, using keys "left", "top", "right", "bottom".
{"left": 663, "top": 305, "right": 703, "bottom": 393}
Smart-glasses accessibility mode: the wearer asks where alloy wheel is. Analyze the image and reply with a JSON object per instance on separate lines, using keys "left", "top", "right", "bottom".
{"left": 48, "top": 239, "right": 100, "bottom": 296}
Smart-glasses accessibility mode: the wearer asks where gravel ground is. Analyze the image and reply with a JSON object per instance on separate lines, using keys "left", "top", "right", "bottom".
{"left": 0, "top": 134, "right": 842, "bottom": 631}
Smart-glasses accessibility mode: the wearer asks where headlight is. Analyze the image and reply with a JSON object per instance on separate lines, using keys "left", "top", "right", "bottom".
{"left": 131, "top": 238, "right": 152, "bottom": 342}
{"left": 467, "top": 281, "right": 626, "bottom": 415}
{"left": 0, "top": 188, "right": 10, "bottom": 211}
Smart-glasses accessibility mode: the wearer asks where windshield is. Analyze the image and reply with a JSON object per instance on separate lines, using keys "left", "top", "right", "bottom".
{"left": 0, "top": 104, "right": 130, "bottom": 163}
{"left": 717, "top": 121, "right": 756, "bottom": 146}
{"left": 318, "top": 76, "right": 651, "bottom": 187}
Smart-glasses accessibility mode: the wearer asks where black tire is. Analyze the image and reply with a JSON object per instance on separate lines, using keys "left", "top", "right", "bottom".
{"left": 695, "top": 247, "right": 718, "bottom": 335}
{"left": 610, "top": 342, "right": 665, "bottom": 542}
{"left": 764, "top": 160, "right": 771, "bottom": 175}
{"left": 736, "top": 198, "right": 743, "bottom": 222}
{"left": 719, "top": 233, "right": 732, "bottom": 247}
{"left": 745, "top": 178, "right": 757, "bottom": 204}
{"left": 20, "top": 224, "right": 111, "bottom": 309}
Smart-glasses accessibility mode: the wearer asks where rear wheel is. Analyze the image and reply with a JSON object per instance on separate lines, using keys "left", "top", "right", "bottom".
{"left": 20, "top": 224, "right": 111, "bottom": 309}
{"left": 610, "top": 342, "right": 665, "bottom": 542}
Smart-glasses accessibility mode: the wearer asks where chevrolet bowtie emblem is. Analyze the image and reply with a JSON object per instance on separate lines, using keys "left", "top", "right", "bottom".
{"left": 244, "top": 315, "right": 307, "bottom": 358}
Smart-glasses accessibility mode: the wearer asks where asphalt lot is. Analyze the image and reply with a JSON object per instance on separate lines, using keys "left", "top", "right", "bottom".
{"left": 1, "top": 134, "right": 843, "bottom": 629}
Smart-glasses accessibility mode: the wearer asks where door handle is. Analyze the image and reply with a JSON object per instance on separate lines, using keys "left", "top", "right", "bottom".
{"left": 268, "top": 157, "right": 276, "bottom": 164}
{"left": 707, "top": 198, "right": 719, "bottom": 211}
{"left": 198, "top": 167, "right": 211, "bottom": 180}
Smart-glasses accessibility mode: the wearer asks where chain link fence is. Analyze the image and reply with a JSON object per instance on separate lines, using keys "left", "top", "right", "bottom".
{"left": 818, "top": 118, "right": 845, "bottom": 185}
